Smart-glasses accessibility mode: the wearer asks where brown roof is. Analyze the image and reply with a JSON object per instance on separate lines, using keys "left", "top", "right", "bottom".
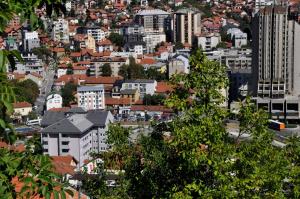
{"left": 49, "top": 107, "right": 71, "bottom": 112}
{"left": 28, "top": 72, "right": 43, "bottom": 79}
{"left": 156, "top": 82, "right": 174, "bottom": 93}
{"left": 97, "top": 38, "right": 112, "bottom": 46}
{"left": 13, "top": 101, "right": 32, "bottom": 109}
{"left": 140, "top": 58, "right": 157, "bottom": 65}
{"left": 85, "top": 76, "right": 123, "bottom": 85}
{"left": 51, "top": 155, "right": 77, "bottom": 175}
{"left": 105, "top": 97, "right": 131, "bottom": 105}
{"left": 51, "top": 48, "right": 65, "bottom": 53}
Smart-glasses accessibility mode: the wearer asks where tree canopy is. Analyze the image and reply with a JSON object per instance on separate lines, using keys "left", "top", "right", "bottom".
{"left": 118, "top": 57, "right": 145, "bottom": 79}
{"left": 61, "top": 82, "right": 77, "bottom": 107}
{"left": 87, "top": 49, "right": 300, "bottom": 198}
{"left": 108, "top": 33, "right": 124, "bottom": 48}
{"left": 101, "top": 63, "right": 112, "bottom": 76}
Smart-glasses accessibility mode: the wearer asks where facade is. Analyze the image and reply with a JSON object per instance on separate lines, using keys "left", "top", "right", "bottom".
{"left": 197, "top": 33, "right": 221, "bottom": 51}
{"left": 252, "top": 4, "right": 300, "bottom": 120}
{"left": 87, "top": 28, "right": 107, "bottom": 42}
{"left": 173, "top": 8, "right": 202, "bottom": 45}
{"left": 206, "top": 49, "right": 252, "bottom": 100}
{"left": 41, "top": 110, "right": 114, "bottom": 166}
{"left": 168, "top": 54, "right": 190, "bottom": 78}
{"left": 77, "top": 85, "right": 105, "bottom": 110}
{"left": 15, "top": 53, "right": 44, "bottom": 75}
{"left": 46, "top": 94, "right": 63, "bottom": 111}
{"left": 91, "top": 57, "right": 129, "bottom": 77}
{"left": 121, "top": 79, "right": 157, "bottom": 97}
{"left": 52, "top": 19, "right": 69, "bottom": 43}
{"left": 227, "top": 28, "right": 247, "bottom": 48}
{"left": 13, "top": 102, "right": 32, "bottom": 117}
{"left": 143, "top": 33, "right": 166, "bottom": 53}
{"left": 135, "top": 9, "right": 171, "bottom": 33}
{"left": 23, "top": 31, "right": 40, "bottom": 52}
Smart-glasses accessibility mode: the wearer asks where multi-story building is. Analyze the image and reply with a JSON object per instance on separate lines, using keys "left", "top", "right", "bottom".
{"left": 23, "top": 31, "right": 40, "bottom": 52}
{"left": 86, "top": 27, "right": 108, "bottom": 42}
{"left": 90, "top": 57, "right": 129, "bottom": 77}
{"left": 135, "top": 9, "right": 171, "bottom": 33}
{"left": 121, "top": 79, "right": 157, "bottom": 97}
{"left": 197, "top": 33, "right": 221, "bottom": 51}
{"left": 252, "top": 4, "right": 300, "bottom": 121}
{"left": 173, "top": 8, "right": 201, "bottom": 45}
{"left": 14, "top": 53, "right": 44, "bottom": 75}
{"left": 206, "top": 49, "right": 252, "bottom": 100}
{"left": 227, "top": 28, "right": 248, "bottom": 48}
{"left": 46, "top": 94, "right": 63, "bottom": 111}
{"left": 77, "top": 85, "right": 105, "bottom": 110}
{"left": 143, "top": 33, "right": 166, "bottom": 53}
{"left": 41, "top": 109, "right": 114, "bottom": 166}
{"left": 168, "top": 54, "right": 190, "bottom": 78}
{"left": 52, "top": 19, "right": 69, "bottom": 43}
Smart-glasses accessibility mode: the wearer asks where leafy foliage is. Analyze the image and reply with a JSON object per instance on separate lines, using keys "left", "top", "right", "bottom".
{"left": 143, "top": 94, "right": 166, "bottom": 105}
{"left": 108, "top": 33, "right": 124, "bottom": 48}
{"left": 118, "top": 57, "right": 145, "bottom": 79}
{"left": 12, "top": 79, "right": 40, "bottom": 104}
{"left": 102, "top": 63, "right": 112, "bottom": 77}
{"left": 61, "top": 82, "right": 77, "bottom": 107}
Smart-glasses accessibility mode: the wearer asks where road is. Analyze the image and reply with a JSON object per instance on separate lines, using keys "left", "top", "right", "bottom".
{"left": 34, "top": 60, "right": 56, "bottom": 115}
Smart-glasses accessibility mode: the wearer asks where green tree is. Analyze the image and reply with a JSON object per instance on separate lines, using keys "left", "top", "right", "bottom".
{"left": 143, "top": 94, "right": 166, "bottom": 105}
{"left": 216, "top": 41, "right": 227, "bottom": 48}
{"left": 108, "top": 33, "right": 124, "bottom": 48}
{"left": 27, "top": 111, "right": 38, "bottom": 120}
{"left": 13, "top": 79, "right": 40, "bottom": 104}
{"left": 145, "top": 68, "right": 166, "bottom": 81}
{"left": 174, "top": 41, "right": 184, "bottom": 50}
{"left": 101, "top": 63, "right": 112, "bottom": 76}
{"left": 61, "top": 82, "right": 77, "bottom": 107}
{"left": 95, "top": 49, "right": 297, "bottom": 198}
{"left": 66, "top": 63, "right": 73, "bottom": 75}
{"left": 32, "top": 46, "right": 52, "bottom": 65}
{"left": 118, "top": 57, "right": 145, "bottom": 79}
{"left": 0, "top": 1, "right": 74, "bottom": 198}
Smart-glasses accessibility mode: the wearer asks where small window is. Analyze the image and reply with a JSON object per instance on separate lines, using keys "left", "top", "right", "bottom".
{"left": 62, "top": 141, "right": 69, "bottom": 145}
{"left": 43, "top": 149, "right": 48, "bottom": 152}
{"left": 62, "top": 134, "right": 68, "bottom": 137}
{"left": 62, "top": 149, "right": 69, "bottom": 153}
{"left": 42, "top": 141, "right": 48, "bottom": 145}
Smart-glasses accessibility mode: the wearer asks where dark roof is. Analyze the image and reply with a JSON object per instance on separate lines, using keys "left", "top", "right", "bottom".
{"left": 41, "top": 111, "right": 66, "bottom": 127}
{"left": 86, "top": 110, "right": 109, "bottom": 126}
{"left": 120, "top": 89, "right": 138, "bottom": 95}
{"left": 66, "top": 107, "right": 87, "bottom": 114}
{"left": 124, "top": 79, "right": 155, "bottom": 84}
{"left": 42, "top": 118, "right": 82, "bottom": 134}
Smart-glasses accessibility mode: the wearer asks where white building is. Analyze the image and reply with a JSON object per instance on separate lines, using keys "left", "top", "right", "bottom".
{"left": 52, "top": 19, "right": 69, "bottom": 43}
{"left": 197, "top": 33, "right": 221, "bottom": 51}
{"left": 46, "top": 94, "right": 63, "bottom": 110}
{"left": 41, "top": 110, "right": 114, "bottom": 166}
{"left": 15, "top": 53, "right": 44, "bottom": 75}
{"left": 87, "top": 28, "right": 108, "bottom": 42}
{"left": 121, "top": 79, "right": 157, "bottom": 97}
{"left": 23, "top": 31, "right": 40, "bottom": 52}
{"left": 168, "top": 54, "right": 190, "bottom": 78}
{"left": 227, "top": 28, "right": 247, "bottom": 48}
{"left": 143, "top": 33, "right": 166, "bottom": 53}
{"left": 77, "top": 85, "right": 105, "bottom": 110}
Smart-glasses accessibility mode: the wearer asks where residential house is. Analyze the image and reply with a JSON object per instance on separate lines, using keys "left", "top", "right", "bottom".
{"left": 41, "top": 110, "right": 114, "bottom": 166}
{"left": 121, "top": 79, "right": 157, "bottom": 97}
{"left": 77, "top": 85, "right": 106, "bottom": 110}
{"left": 13, "top": 101, "right": 32, "bottom": 119}
{"left": 46, "top": 93, "right": 63, "bottom": 111}
{"left": 168, "top": 54, "right": 190, "bottom": 78}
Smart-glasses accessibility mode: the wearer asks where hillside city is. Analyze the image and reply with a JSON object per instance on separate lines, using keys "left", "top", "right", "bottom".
{"left": 1, "top": 0, "right": 300, "bottom": 198}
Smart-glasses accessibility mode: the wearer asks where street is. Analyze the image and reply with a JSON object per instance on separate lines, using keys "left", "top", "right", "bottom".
{"left": 34, "top": 60, "right": 56, "bottom": 115}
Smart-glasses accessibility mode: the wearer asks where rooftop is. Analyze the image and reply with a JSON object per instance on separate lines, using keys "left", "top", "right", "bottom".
{"left": 77, "top": 85, "right": 104, "bottom": 92}
{"left": 137, "top": 9, "right": 170, "bottom": 16}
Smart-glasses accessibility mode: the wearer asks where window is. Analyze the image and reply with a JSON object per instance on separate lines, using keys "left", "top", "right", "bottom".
{"left": 62, "top": 149, "right": 69, "bottom": 153}
{"left": 62, "top": 141, "right": 69, "bottom": 145}
{"left": 42, "top": 141, "right": 48, "bottom": 145}
{"left": 62, "top": 134, "right": 68, "bottom": 137}
{"left": 43, "top": 149, "right": 48, "bottom": 152}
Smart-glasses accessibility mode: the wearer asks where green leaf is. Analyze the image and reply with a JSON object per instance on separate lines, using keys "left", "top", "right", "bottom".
{"left": 53, "top": 190, "right": 59, "bottom": 199}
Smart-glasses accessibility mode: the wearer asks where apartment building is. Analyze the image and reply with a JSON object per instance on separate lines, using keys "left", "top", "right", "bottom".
{"left": 77, "top": 85, "right": 105, "bottom": 110}
{"left": 41, "top": 109, "right": 114, "bottom": 166}
{"left": 197, "top": 33, "right": 221, "bottom": 51}
{"left": 135, "top": 9, "right": 171, "bottom": 33}
{"left": 90, "top": 57, "right": 129, "bottom": 77}
{"left": 86, "top": 27, "right": 108, "bottom": 42}
{"left": 206, "top": 49, "right": 252, "bottom": 100}
{"left": 173, "top": 8, "right": 202, "bottom": 45}
{"left": 23, "top": 31, "right": 40, "bottom": 52}
{"left": 252, "top": 4, "right": 300, "bottom": 121}
{"left": 14, "top": 53, "right": 44, "bottom": 75}
{"left": 121, "top": 79, "right": 157, "bottom": 97}
{"left": 52, "top": 19, "right": 69, "bottom": 43}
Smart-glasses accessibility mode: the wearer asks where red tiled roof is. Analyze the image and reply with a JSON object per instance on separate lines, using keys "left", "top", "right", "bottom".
{"left": 49, "top": 107, "right": 71, "bottom": 112}
{"left": 28, "top": 72, "right": 43, "bottom": 79}
{"left": 140, "top": 58, "right": 157, "bottom": 65}
{"left": 85, "top": 76, "right": 123, "bottom": 85}
{"left": 97, "top": 38, "right": 112, "bottom": 46}
{"left": 51, "top": 48, "right": 65, "bottom": 53}
{"left": 51, "top": 155, "right": 77, "bottom": 175}
{"left": 13, "top": 101, "right": 32, "bottom": 109}
{"left": 105, "top": 97, "right": 131, "bottom": 105}
{"left": 156, "top": 82, "right": 174, "bottom": 93}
